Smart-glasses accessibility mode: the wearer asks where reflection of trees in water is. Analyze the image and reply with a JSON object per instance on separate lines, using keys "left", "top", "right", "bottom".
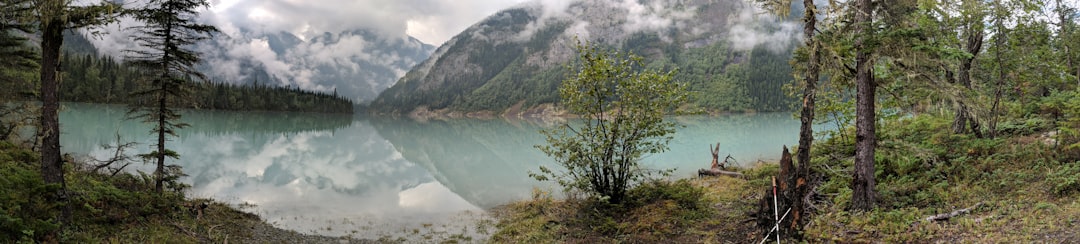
{"left": 181, "top": 109, "right": 352, "bottom": 136}
{"left": 369, "top": 117, "right": 555, "bottom": 209}
{"left": 61, "top": 102, "right": 352, "bottom": 138}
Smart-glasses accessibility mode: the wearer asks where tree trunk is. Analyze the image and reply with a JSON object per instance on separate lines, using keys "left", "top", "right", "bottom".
{"left": 851, "top": 0, "right": 877, "bottom": 211}
{"left": 40, "top": 12, "right": 64, "bottom": 189}
{"left": 792, "top": 0, "right": 819, "bottom": 237}
{"left": 39, "top": 5, "right": 72, "bottom": 227}
{"left": 988, "top": 1, "right": 1007, "bottom": 139}
{"left": 156, "top": 86, "right": 166, "bottom": 193}
{"left": 953, "top": 22, "right": 983, "bottom": 137}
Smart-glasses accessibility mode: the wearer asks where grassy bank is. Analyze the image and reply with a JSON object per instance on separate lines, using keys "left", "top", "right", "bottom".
{"left": 490, "top": 113, "right": 1080, "bottom": 242}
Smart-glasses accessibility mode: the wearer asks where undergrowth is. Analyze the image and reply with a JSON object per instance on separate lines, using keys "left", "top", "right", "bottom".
{"left": 804, "top": 114, "right": 1080, "bottom": 242}
{"left": 491, "top": 166, "right": 774, "bottom": 243}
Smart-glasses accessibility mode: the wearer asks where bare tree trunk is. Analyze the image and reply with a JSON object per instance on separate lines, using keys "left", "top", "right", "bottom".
{"left": 156, "top": 87, "right": 166, "bottom": 193}
{"left": 989, "top": 0, "right": 1007, "bottom": 139}
{"left": 39, "top": 5, "right": 71, "bottom": 226}
{"left": 851, "top": 0, "right": 877, "bottom": 211}
{"left": 786, "top": 0, "right": 820, "bottom": 238}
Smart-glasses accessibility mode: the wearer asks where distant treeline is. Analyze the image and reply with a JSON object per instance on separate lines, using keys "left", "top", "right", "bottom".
{"left": 57, "top": 52, "right": 354, "bottom": 114}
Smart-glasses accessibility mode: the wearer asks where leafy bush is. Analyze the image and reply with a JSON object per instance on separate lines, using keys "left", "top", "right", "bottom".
{"left": 533, "top": 41, "right": 688, "bottom": 204}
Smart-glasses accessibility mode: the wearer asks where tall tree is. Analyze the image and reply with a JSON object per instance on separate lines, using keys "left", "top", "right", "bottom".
{"left": 125, "top": 0, "right": 218, "bottom": 193}
{"left": 851, "top": 0, "right": 877, "bottom": 211}
{"left": 26, "top": 0, "right": 116, "bottom": 222}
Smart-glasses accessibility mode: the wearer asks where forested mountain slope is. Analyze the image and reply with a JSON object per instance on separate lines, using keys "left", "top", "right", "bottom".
{"left": 369, "top": 0, "right": 801, "bottom": 115}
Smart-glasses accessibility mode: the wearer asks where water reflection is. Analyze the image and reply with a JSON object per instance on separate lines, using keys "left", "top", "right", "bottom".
{"left": 60, "top": 103, "right": 814, "bottom": 239}
{"left": 368, "top": 117, "right": 558, "bottom": 209}
{"left": 60, "top": 103, "right": 483, "bottom": 239}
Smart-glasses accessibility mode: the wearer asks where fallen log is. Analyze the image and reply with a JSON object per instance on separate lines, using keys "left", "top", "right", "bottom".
{"left": 698, "top": 168, "right": 746, "bottom": 179}
{"left": 925, "top": 202, "right": 984, "bottom": 222}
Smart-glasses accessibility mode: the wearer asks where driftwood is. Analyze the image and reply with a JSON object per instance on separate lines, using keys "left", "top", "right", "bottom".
{"left": 925, "top": 202, "right": 984, "bottom": 222}
{"left": 698, "top": 168, "right": 746, "bottom": 179}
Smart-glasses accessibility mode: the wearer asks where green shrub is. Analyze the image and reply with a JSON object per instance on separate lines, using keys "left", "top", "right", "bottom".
{"left": 0, "top": 143, "right": 59, "bottom": 242}
{"left": 1047, "top": 163, "right": 1080, "bottom": 196}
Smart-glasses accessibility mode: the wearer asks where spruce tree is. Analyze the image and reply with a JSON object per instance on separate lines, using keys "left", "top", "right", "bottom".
{"left": 124, "top": 0, "right": 218, "bottom": 193}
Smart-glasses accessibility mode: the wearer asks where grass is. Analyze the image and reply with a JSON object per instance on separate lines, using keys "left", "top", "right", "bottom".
{"left": 490, "top": 166, "right": 775, "bottom": 243}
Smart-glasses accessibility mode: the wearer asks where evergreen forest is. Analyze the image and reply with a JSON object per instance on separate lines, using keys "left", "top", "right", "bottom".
{"left": 28, "top": 32, "right": 355, "bottom": 114}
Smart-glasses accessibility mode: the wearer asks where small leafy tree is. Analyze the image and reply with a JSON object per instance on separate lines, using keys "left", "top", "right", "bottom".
{"left": 532, "top": 41, "right": 687, "bottom": 204}
{"left": 124, "top": 0, "right": 218, "bottom": 193}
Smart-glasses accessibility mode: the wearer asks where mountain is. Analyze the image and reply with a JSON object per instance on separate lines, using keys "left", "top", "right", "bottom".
{"left": 369, "top": 0, "right": 801, "bottom": 116}
{"left": 195, "top": 29, "right": 437, "bottom": 103}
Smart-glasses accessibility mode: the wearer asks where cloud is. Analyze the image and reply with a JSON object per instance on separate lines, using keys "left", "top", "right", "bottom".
{"left": 727, "top": 1, "right": 802, "bottom": 53}
{"left": 81, "top": 0, "right": 533, "bottom": 102}
{"left": 202, "top": 0, "right": 529, "bottom": 45}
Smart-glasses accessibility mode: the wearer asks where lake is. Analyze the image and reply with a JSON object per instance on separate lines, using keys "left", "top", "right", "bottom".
{"left": 59, "top": 102, "right": 814, "bottom": 240}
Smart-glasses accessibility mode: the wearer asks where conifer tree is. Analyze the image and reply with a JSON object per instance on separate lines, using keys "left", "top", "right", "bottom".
{"left": 124, "top": 0, "right": 218, "bottom": 193}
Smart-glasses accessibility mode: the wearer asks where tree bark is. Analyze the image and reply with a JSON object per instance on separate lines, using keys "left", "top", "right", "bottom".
{"left": 953, "top": 21, "right": 984, "bottom": 136}
{"left": 988, "top": 0, "right": 1007, "bottom": 139}
{"left": 851, "top": 0, "right": 877, "bottom": 211}
{"left": 156, "top": 86, "right": 166, "bottom": 193}
{"left": 40, "top": 8, "right": 65, "bottom": 194}
{"left": 38, "top": 2, "right": 73, "bottom": 227}
{"left": 791, "top": 0, "right": 819, "bottom": 238}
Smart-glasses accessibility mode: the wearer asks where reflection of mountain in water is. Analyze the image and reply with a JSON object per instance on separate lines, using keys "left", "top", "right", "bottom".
{"left": 369, "top": 117, "right": 555, "bottom": 209}
{"left": 370, "top": 113, "right": 813, "bottom": 208}
{"left": 60, "top": 103, "right": 813, "bottom": 238}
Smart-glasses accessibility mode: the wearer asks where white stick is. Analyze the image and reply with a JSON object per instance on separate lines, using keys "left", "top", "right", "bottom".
{"left": 772, "top": 177, "right": 780, "bottom": 244}
{"left": 759, "top": 208, "right": 792, "bottom": 244}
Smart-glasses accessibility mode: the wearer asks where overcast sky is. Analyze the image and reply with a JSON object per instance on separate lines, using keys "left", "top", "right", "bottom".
{"left": 203, "top": 0, "right": 531, "bottom": 45}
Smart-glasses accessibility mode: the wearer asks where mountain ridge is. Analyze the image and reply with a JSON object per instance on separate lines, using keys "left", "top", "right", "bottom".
{"left": 369, "top": 0, "right": 800, "bottom": 116}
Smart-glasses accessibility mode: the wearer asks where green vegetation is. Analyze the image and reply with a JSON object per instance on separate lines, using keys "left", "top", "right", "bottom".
{"left": 494, "top": 112, "right": 1080, "bottom": 242}
{"left": 495, "top": 0, "right": 1080, "bottom": 242}
{"left": 0, "top": 141, "right": 348, "bottom": 243}
{"left": 532, "top": 41, "right": 688, "bottom": 204}
{"left": 58, "top": 50, "right": 354, "bottom": 114}
{"left": 493, "top": 166, "right": 774, "bottom": 243}
{"left": 124, "top": 0, "right": 220, "bottom": 193}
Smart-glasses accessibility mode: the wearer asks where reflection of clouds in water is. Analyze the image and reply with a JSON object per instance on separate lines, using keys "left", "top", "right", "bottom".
{"left": 60, "top": 104, "right": 491, "bottom": 240}
{"left": 63, "top": 104, "right": 815, "bottom": 240}
{"left": 177, "top": 126, "right": 483, "bottom": 238}
{"left": 399, "top": 182, "right": 481, "bottom": 213}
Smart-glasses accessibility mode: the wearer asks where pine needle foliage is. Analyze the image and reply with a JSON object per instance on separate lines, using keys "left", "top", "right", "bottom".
{"left": 124, "top": 0, "right": 219, "bottom": 193}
